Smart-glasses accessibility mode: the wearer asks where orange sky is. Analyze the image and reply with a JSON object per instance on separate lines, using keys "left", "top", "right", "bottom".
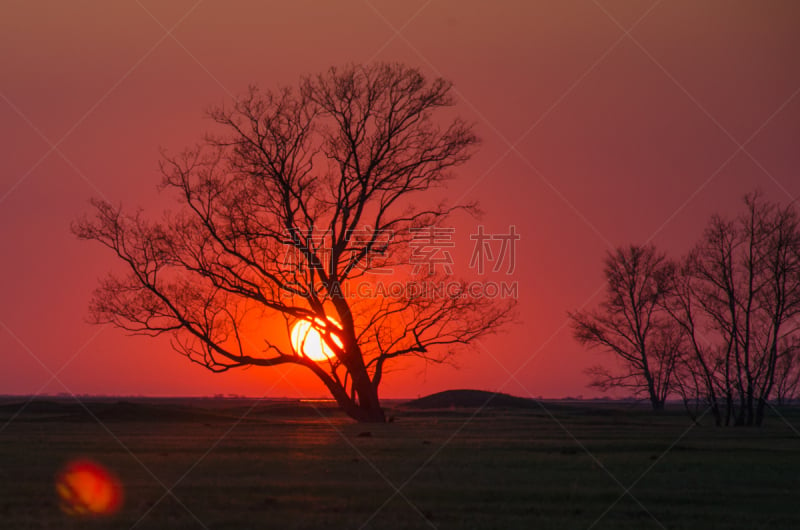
{"left": 1, "top": 1, "right": 799, "bottom": 400}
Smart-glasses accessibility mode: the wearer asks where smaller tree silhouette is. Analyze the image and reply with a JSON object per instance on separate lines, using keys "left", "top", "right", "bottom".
{"left": 570, "top": 245, "right": 680, "bottom": 410}
{"left": 73, "top": 63, "right": 515, "bottom": 422}
{"left": 664, "top": 192, "right": 800, "bottom": 426}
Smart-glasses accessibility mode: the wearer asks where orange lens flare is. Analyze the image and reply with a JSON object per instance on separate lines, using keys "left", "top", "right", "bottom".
{"left": 56, "top": 459, "right": 123, "bottom": 516}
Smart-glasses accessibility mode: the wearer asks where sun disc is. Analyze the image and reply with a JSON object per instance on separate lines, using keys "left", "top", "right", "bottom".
{"left": 290, "top": 317, "right": 343, "bottom": 362}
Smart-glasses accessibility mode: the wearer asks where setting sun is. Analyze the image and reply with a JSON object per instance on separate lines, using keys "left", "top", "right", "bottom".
{"left": 290, "top": 317, "right": 343, "bottom": 362}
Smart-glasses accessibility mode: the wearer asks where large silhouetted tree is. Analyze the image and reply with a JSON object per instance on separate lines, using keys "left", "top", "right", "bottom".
{"left": 73, "top": 63, "right": 514, "bottom": 422}
{"left": 569, "top": 245, "right": 681, "bottom": 410}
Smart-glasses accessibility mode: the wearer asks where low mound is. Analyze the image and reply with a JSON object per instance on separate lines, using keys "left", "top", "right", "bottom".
{"left": 402, "top": 389, "right": 536, "bottom": 409}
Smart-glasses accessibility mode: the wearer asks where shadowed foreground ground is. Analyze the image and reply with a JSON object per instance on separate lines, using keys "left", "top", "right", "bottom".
{"left": 0, "top": 395, "right": 799, "bottom": 529}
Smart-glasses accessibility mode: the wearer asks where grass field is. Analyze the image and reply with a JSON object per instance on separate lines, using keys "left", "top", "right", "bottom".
{"left": 1, "top": 395, "right": 799, "bottom": 529}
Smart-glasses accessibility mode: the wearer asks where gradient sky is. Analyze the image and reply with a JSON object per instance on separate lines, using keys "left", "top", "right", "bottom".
{"left": 1, "top": 1, "right": 799, "bottom": 400}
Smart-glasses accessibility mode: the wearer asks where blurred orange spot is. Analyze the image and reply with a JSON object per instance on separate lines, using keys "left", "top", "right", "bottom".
{"left": 56, "top": 459, "right": 123, "bottom": 516}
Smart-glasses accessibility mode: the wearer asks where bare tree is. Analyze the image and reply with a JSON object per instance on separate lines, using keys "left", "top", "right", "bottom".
{"left": 570, "top": 245, "right": 680, "bottom": 410}
{"left": 773, "top": 336, "right": 800, "bottom": 405}
{"left": 663, "top": 262, "right": 726, "bottom": 425}
{"left": 73, "top": 63, "right": 515, "bottom": 422}
{"left": 666, "top": 192, "right": 800, "bottom": 426}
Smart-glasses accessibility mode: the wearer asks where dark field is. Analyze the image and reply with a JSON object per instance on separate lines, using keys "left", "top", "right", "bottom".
{"left": 1, "top": 395, "right": 799, "bottom": 529}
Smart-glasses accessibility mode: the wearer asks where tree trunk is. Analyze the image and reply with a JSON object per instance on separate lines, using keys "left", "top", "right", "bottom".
{"left": 353, "top": 404, "right": 386, "bottom": 423}
{"left": 754, "top": 397, "right": 767, "bottom": 427}
{"left": 724, "top": 392, "right": 733, "bottom": 426}
{"left": 710, "top": 402, "right": 722, "bottom": 427}
{"left": 350, "top": 373, "right": 386, "bottom": 423}
{"left": 644, "top": 371, "right": 664, "bottom": 411}
{"left": 307, "top": 360, "right": 386, "bottom": 423}
{"left": 335, "top": 387, "right": 385, "bottom": 423}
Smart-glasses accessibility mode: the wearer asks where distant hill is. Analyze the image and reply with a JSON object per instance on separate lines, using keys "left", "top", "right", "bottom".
{"left": 402, "top": 389, "right": 536, "bottom": 409}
